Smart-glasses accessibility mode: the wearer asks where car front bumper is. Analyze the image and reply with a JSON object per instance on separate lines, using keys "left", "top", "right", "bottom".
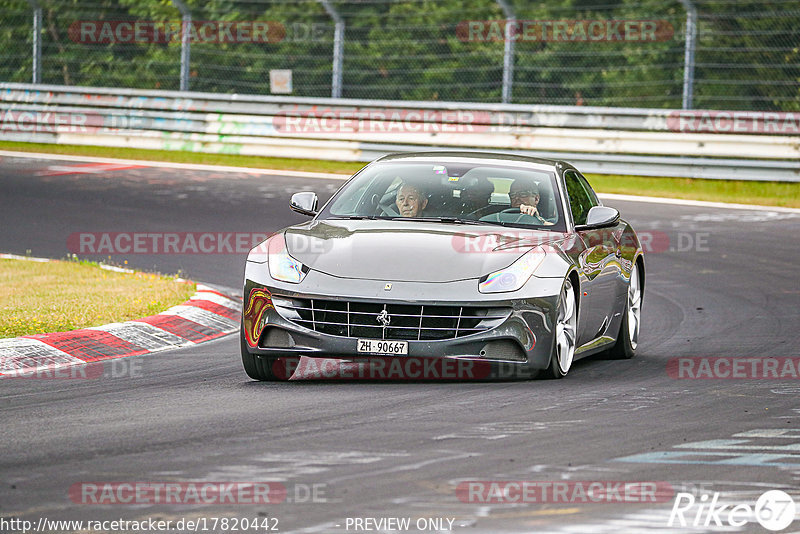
{"left": 242, "top": 264, "right": 564, "bottom": 378}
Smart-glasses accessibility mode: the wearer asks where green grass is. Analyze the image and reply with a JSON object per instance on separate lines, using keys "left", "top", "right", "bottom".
{"left": 0, "top": 258, "right": 196, "bottom": 338}
{"left": 584, "top": 174, "right": 800, "bottom": 209}
{"left": 1, "top": 140, "right": 797, "bottom": 208}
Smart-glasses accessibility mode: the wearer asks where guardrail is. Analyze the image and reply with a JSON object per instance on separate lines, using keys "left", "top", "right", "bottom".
{"left": 2, "top": 83, "right": 798, "bottom": 181}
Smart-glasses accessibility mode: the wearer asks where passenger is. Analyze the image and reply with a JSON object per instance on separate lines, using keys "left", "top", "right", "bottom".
{"left": 395, "top": 182, "right": 428, "bottom": 217}
{"left": 508, "top": 178, "right": 553, "bottom": 225}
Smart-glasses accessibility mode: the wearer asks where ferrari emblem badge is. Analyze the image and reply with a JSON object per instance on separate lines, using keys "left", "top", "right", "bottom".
{"left": 376, "top": 308, "right": 391, "bottom": 327}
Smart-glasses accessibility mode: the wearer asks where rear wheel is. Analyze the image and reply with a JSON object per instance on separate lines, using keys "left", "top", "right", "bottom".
{"left": 240, "top": 327, "right": 287, "bottom": 381}
{"left": 545, "top": 277, "right": 577, "bottom": 379}
{"left": 606, "top": 263, "right": 641, "bottom": 360}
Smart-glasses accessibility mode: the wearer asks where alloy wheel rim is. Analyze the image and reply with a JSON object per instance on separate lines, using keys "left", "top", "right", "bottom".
{"left": 555, "top": 280, "right": 577, "bottom": 374}
{"left": 627, "top": 267, "right": 641, "bottom": 350}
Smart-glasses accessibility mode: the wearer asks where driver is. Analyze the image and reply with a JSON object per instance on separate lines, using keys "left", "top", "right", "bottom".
{"left": 509, "top": 178, "right": 553, "bottom": 225}
{"left": 395, "top": 182, "right": 428, "bottom": 217}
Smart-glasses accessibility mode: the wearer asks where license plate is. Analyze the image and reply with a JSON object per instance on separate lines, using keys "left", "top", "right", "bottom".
{"left": 357, "top": 339, "right": 408, "bottom": 355}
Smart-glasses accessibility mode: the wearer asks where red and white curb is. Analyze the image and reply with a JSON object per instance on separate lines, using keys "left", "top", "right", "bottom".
{"left": 0, "top": 255, "right": 241, "bottom": 378}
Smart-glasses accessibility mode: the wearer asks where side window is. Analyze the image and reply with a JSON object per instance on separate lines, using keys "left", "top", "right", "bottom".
{"left": 577, "top": 172, "right": 600, "bottom": 205}
{"left": 564, "top": 170, "right": 598, "bottom": 226}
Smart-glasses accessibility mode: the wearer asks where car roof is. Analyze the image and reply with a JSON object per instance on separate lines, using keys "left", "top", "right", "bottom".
{"left": 375, "top": 151, "right": 565, "bottom": 169}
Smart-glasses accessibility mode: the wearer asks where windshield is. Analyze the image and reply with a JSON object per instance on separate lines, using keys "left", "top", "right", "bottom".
{"left": 319, "top": 161, "right": 565, "bottom": 231}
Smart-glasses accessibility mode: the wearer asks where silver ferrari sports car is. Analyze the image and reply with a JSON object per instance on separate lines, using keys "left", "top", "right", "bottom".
{"left": 241, "top": 152, "right": 644, "bottom": 381}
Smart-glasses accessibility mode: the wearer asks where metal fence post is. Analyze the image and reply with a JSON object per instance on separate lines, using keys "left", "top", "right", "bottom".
{"left": 319, "top": 0, "right": 344, "bottom": 98}
{"left": 26, "top": 0, "right": 42, "bottom": 84}
{"left": 496, "top": 0, "right": 515, "bottom": 104}
{"left": 680, "top": 0, "right": 697, "bottom": 109}
{"left": 171, "top": 0, "right": 191, "bottom": 91}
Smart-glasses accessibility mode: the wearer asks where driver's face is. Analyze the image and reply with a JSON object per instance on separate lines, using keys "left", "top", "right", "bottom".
{"left": 396, "top": 185, "right": 427, "bottom": 217}
{"left": 509, "top": 186, "right": 539, "bottom": 208}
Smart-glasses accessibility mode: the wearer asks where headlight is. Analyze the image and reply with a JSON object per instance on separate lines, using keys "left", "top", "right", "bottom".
{"left": 267, "top": 233, "right": 308, "bottom": 284}
{"left": 479, "top": 247, "right": 546, "bottom": 293}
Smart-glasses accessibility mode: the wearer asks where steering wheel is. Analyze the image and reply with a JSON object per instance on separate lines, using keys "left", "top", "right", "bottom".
{"left": 464, "top": 206, "right": 489, "bottom": 218}
{"left": 492, "top": 207, "right": 556, "bottom": 225}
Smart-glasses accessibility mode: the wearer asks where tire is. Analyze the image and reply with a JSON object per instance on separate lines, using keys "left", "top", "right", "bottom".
{"left": 544, "top": 277, "right": 577, "bottom": 379}
{"left": 240, "top": 326, "right": 287, "bottom": 381}
{"left": 605, "top": 263, "right": 642, "bottom": 360}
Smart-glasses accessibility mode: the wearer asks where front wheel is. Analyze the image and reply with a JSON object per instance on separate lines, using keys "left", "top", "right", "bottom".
{"left": 605, "top": 264, "right": 642, "bottom": 360}
{"left": 544, "top": 277, "right": 577, "bottom": 379}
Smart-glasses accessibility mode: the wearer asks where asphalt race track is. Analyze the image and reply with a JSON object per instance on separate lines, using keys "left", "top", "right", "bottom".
{"left": 1, "top": 153, "right": 800, "bottom": 534}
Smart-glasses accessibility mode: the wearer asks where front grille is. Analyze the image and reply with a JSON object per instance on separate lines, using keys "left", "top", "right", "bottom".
{"left": 277, "top": 298, "right": 510, "bottom": 341}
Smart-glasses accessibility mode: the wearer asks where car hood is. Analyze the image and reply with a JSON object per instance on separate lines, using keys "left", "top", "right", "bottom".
{"left": 285, "top": 219, "right": 569, "bottom": 283}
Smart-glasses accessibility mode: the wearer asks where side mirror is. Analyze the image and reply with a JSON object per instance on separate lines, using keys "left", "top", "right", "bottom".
{"left": 290, "top": 192, "right": 318, "bottom": 216}
{"left": 575, "top": 206, "right": 619, "bottom": 230}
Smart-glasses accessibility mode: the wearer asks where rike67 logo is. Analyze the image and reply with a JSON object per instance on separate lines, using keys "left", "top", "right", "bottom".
{"left": 669, "top": 490, "right": 796, "bottom": 531}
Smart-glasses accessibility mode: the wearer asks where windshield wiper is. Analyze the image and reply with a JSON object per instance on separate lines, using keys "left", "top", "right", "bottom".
{"left": 335, "top": 214, "right": 551, "bottom": 229}
{"left": 329, "top": 215, "right": 379, "bottom": 220}
{"left": 387, "top": 216, "right": 485, "bottom": 225}
{"left": 436, "top": 216, "right": 484, "bottom": 225}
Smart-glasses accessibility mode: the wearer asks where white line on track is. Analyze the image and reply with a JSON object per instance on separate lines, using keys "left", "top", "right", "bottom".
{"left": 599, "top": 192, "right": 800, "bottom": 213}
{"left": 0, "top": 253, "right": 51, "bottom": 262}
{"left": 0, "top": 149, "right": 351, "bottom": 180}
